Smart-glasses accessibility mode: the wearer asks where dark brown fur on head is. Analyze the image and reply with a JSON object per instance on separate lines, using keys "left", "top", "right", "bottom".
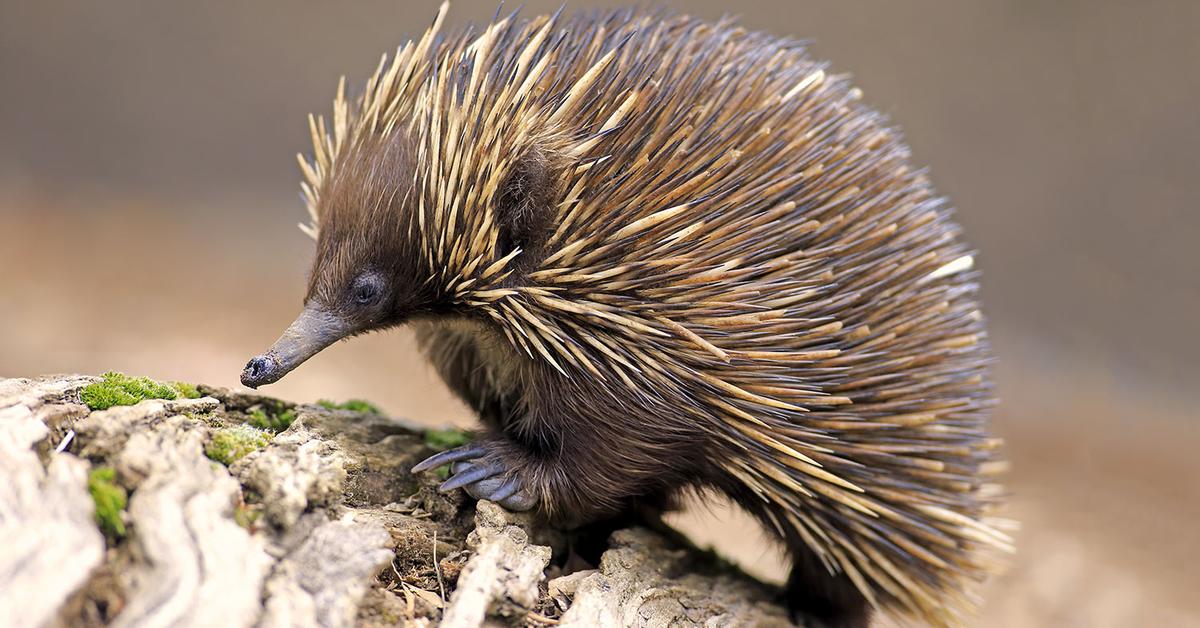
{"left": 306, "top": 132, "right": 419, "bottom": 326}
{"left": 307, "top": 133, "right": 560, "bottom": 335}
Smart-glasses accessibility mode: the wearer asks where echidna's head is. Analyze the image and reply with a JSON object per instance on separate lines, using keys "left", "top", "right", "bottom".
{"left": 242, "top": 13, "right": 566, "bottom": 388}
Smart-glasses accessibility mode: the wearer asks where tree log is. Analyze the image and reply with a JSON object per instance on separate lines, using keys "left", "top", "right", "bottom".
{"left": 0, "top": 375, "right": 789, "bottom": 627}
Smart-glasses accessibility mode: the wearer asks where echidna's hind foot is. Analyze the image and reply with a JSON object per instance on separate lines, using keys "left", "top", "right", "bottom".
{"left": 785, "top": 547, "right": 872, "bottom": 628}
{"left": 411, "top": 442, "right": 536, "bottom": 511}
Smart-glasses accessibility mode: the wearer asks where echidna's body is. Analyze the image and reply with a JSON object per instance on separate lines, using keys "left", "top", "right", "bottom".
{"left": 243, "top": 5, "right": 1009, "bottom": 626}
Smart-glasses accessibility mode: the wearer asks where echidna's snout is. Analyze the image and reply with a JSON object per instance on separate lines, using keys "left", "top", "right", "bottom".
{"left": 241, "top": 304, "right": 348, "bottom": 388}
{"left": 241, "top": 355, "right": 274, "bottom": 387}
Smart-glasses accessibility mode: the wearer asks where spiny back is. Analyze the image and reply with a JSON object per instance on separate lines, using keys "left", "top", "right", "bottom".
{"left": 301, "top": 5, "right": 1008, "bottom": 625}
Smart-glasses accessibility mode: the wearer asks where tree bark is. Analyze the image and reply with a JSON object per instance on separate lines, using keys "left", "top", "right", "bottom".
{"left": 0, "top": 375, "right": 790, "bottom": 627}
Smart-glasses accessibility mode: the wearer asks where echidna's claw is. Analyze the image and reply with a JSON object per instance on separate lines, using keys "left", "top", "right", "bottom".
{"left": 411, "top": 443, "right": 487, "bottom": 473}
{"left": 413, "top": 441, "right": 536, "bottom": 511}
{"left": 488, "top": 477, "right": 522, "bottom": 502}
{"left": 457, "top": 468, "right": 535, "bottom": 511}
{"left": 439, "top": 460, "right": 505, "bottom": 491}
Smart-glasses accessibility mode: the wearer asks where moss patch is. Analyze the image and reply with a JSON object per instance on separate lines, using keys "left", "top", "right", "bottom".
{"left": 424, "top": 428, "right": 470, "bottom": 451}
{"left": 81, "top": 372, "right": 200, "bottom": 410}
{"left": 233, "top": 502, "right": 262, "bottom": 531}
{"left": 205, "top": 425, "right": 271, "bottom": 465}
{"left": 247, "top": 407, "right": 296, "bottom": 432}
{"left": 171, "top": 381, "right": 202, "bottom": 399}
{"left": 87, "top": 467, "right": 127, "bottom": 539}
{"left": 317, "top": 399, "right": 382, "bottom": 414}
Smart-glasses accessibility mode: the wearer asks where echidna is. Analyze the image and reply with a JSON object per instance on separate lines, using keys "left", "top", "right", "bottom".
{"left": 241, "top": 4, "right": 1010, "bottom": 626}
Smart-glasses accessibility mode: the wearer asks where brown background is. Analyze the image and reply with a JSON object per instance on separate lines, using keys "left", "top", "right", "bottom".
{"left": 1, "top": 1, "right": 1197, "bottom": 625}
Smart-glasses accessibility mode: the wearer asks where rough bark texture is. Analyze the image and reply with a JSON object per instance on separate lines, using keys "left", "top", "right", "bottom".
{"left": 0, "top": 375, "right": 790, "bottom": 627}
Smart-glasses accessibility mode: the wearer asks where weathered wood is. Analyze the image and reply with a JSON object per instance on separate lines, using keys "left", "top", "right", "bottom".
{"left": 1, "top": 377, "right": 106, "bottom": 628}
{"left": 0, "top": 375, "right": 789, "bottom": 627}
{"left": 440, "top": 502, "right": 551, "bottom": 628}
{"left": 556, "top": 528, "right": 791, "bottom": 627}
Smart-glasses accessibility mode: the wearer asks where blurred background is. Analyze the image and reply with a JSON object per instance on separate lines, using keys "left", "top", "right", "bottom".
{"left": 1, "top": 1, "right": 1197, "bottom": 625}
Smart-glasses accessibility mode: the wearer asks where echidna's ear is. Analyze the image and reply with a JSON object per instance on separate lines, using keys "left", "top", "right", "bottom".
{"left": 494, "top": 147, "right": 556, "bottom": 263}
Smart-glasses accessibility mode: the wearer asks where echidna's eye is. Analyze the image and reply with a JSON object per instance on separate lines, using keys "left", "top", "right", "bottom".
{"left": 351, "top": 272, "right": 384, "bottom": 306}
{"left": 354, "top": 284, "right": 377, "bottom": 304}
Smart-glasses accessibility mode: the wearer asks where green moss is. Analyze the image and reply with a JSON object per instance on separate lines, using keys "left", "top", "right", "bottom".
{"left": 247, "top": 407, "right": 296, "bottom": 432}
{"left": 87, "top": 467, "right": 127, "bottom": 539}
{"left": 205, "top": 425, "right": 271, "bottom": 465}
{"left": 171, "top": 381, "right": 202, "bottom": 399}
{"left": 246, "top": 409, "right": 269, "bottom": 429}
{"left": 424, "top": 427, "right": 470, "bottom": 451}
{"left": 317, "top": 398, "right": 382, "bottom": 414}
{"left": 81, "top": 372, "right": 186, "bottom": 410}
{"left": 80, "top": 372, "right": 199, "bottom": 410}
{"left": 234, "top": 503, "right": 262, "bottom": 530}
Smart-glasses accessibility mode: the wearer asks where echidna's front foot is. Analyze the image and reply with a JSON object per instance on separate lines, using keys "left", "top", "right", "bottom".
{"left": 411, "top": 443, "right": 536, "bottom": 511}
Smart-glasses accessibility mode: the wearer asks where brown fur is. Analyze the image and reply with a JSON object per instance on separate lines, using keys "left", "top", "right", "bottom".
{"left": 295, "top": 6, "right": 1009, "bottom": 626}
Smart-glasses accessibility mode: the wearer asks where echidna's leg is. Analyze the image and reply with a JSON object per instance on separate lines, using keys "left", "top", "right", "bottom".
{"left": 784, "top": 540, "right": 871, "bottom": 628}
{"left": 723, "top": 483, "right": 871, "bottom": 628}
{"left": 412, "top": 430, "right": 612, "bottom": 520}
{"left": 417, "top": 404, "right": 708, "bottom": 526}
{"left": 411, "top": 443, "right": 536, "bottom": 511}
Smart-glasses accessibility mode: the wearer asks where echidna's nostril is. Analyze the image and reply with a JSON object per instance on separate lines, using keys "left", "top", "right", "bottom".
{"left": 241, "top": 355, "right": 272, "bottom": 388}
